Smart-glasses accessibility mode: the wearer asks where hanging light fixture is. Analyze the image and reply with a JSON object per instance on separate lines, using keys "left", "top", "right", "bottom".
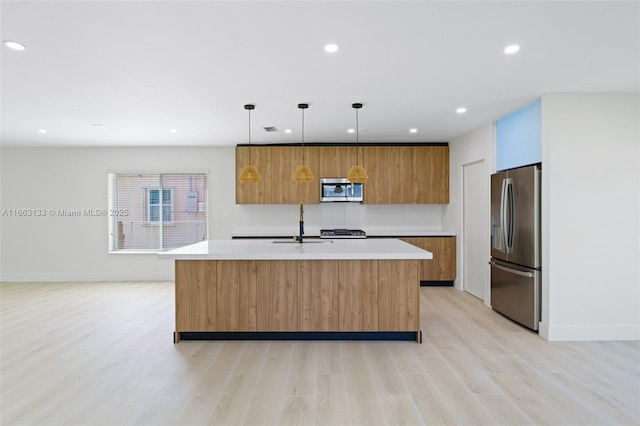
{"left": 347, "top": 102, "right": 368, "bottom": 183}
{"left": 292, "top": 103, "right": 314, "bottom": 183}
{"left": 239, "top": 104, "right": 261, "bottom": 183}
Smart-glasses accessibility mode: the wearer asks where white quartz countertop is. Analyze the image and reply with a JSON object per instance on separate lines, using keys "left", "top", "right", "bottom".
{"left": 158, "top": 239, "right": 433, "bottom": 261}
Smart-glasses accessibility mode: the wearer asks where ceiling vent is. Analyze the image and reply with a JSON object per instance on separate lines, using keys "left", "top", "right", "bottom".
{"left": 263, "top": 126, "right": 278, "bottom": 132}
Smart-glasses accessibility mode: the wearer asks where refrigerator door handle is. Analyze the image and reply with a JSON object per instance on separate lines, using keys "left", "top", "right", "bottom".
{"left": 489, "top": 261, "right": 534, "bottom": 278}
{"left": 500, "top": 178, "right": 508, "bottom": 252}
{"left": 505, "top": 178, "right": 514, "bottom": 254}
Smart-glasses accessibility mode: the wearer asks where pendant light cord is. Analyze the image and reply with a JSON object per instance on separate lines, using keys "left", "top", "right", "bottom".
{"left": 301, "top": 107, "right": 305, "bottom": 163}
{"left": 248, "top": 108, "right": 252, "bottom": 164}
{"left": 356, "top": 107, "right": 359, "bottom": 164}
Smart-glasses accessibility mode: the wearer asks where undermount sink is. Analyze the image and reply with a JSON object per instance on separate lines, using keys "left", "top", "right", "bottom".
{"left": 272, "top": 240, "right": 333, "bottom": 244}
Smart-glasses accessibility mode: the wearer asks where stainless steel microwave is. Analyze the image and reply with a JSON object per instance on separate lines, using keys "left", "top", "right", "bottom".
{"left": 320, "top": 178, "right": 363, "bottom": 202}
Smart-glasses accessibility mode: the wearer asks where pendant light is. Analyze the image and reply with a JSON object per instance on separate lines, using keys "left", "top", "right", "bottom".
{"left": 292, "top": 103, "right": 314, "bottom": 183}
{"left": 239, "top": 104, "right": 261, "bottom": 183}
{"left": 347, "top": 102, "right": 368, "bottom": 183}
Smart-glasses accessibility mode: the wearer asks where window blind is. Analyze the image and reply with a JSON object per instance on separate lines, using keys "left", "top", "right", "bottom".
{"left": 108, "top": 173, "right": 208, "bottom": 252}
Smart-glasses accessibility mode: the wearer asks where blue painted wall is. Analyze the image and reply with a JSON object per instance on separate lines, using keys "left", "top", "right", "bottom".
{"left": 496, "top": 99, "right": 541, "bottom": 171}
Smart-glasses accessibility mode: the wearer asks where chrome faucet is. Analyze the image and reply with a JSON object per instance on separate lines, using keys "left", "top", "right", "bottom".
{"left": 294, "top": 202, "right": 304, "bottom": 243}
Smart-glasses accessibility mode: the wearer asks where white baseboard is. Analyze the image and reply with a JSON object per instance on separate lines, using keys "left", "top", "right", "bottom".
{"left": 0, "top": 271, "right": 173, "bottom": 282}
{"left": 545, "top": 323, "right": 640, "bottom": 341}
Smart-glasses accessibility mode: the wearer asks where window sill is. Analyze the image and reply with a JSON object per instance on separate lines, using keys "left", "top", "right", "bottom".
{"left": 109, "top": 250, "right": 163, "bottom": 254}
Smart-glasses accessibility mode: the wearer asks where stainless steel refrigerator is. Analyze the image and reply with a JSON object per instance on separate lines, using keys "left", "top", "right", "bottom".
{"left": 490, "top": 164, "right": 541, "bottom": 331}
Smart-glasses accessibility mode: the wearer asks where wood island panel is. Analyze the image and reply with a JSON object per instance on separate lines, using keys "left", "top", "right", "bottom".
{"left": 298, "top": 260, "right": 339, "bottom": 331}
{"left": 174, "top": 258, "right": 421, "bottom": 340}
{"left": 257, "top": 260, "right": 298, "bottom": 331}
{"left": 175, "top": 260, "right": 216, "bottom": 331}
{"left": 215, "top": 260, "right": 258, "bottom": 331}
{"left": 378, "top": 260, "right": 419, "bottom": 331}
{"left": 338, "top": 260, "right": 379, "bottom": 331}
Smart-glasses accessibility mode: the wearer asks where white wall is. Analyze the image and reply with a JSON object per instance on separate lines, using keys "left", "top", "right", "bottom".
{"left": 541, "top": 93, "right": 640, "bottom": 341}
{"left": 0, "top": 147, "right": 236, "bottom": 281}
{"left": 445, "top": 124, "right": 494, "bottom": 301}
{"left": 0, "top": 146, "right": 446, "bottom": 282}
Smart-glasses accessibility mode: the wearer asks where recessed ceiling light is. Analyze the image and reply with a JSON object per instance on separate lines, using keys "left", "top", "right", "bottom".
{"left": 347, "top": 128, "right": 355, "bottom": 133}
{"left": 169, "top": 128, "right": 178, "bottom": 133}
{"left": 504, "top": 44, "right": 520, "bottom": 54}
{"left": 409, "top": 128, "right": 418, "bottom": 134}
{"left": 38, "top": 129, "right": 47, "bottom": 134}
{"left": 284, "top": 129, "right": 292, "bottom": 134}
{"left": 456, "top": 107, "right": 467, "bottom": 114}
{"left": 4, "top": 40, "right": 26, "bottom": 51}
{"left": 324, "top": 44, "right": 339, "bottom": 53}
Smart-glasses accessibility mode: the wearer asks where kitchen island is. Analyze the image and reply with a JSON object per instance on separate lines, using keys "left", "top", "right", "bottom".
{"left": 159, "top": 239, "right": 432, "bottom": 343}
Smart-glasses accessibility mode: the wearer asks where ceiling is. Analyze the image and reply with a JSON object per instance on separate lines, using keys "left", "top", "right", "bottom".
{"left": 1, "top": 1, "right": 638, "bottom": 148}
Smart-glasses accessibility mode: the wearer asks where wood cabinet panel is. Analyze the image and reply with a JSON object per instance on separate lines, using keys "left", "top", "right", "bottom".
{"left": 256, "top": 260, "right": 298, "bottom": 331}
{"left": 316, "top": 146, "right": 358, "bottom": 178}
{"left": 270, "top": 146, "right": 320, "bottom": 204}
{"left": 401, "top": 237, "right": 456, "bottom": 281}
{"left": 362, "top": 146, "right": 413, "bottom": 204}
{"left": 338, "top": 260, "right": 379, "bottom": 331}
{"left": 236, "top": 146, "right": 272, "bottom": 204}
{"left": 413, "top": 146, "right": 449, "bottom": 203}
{"left": 175, "top": 258, "right": 420, "bottom": 335}
{"left": 298, "top": 260, "right": 339, "bottom": 331}
{"left": 175, "top": 260, "right": 216, "bottom": 331}
{"left": 378, "top": 260, "right": 419, "bottom": 331}
{"left": 362, "top": 146, "right": 449, "bottom": 204}
{"left": 237, "top": 144, "right": 449, "bottom": 204}
{"left": 215, "top": 260, "right": 257, "bottom": 331}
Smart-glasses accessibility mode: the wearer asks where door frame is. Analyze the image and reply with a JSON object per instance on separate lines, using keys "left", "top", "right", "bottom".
{"left": 461, "top": 158, "right": 491, "bottom": 305}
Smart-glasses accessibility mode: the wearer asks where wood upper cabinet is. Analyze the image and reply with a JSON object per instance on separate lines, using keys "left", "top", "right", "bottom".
{"left": 412, "top": 146, "right": 449, "bottom": 203}
{"left": 269, "top": 146, "right": 320, "bottom": 205}
{"left": 236, "top": 144, "right": 449, "bottom": 204}
{"left": 362, "top": 145, "right": 449, "bottom": 204}
{"left": 236, "top": 146, "right": 319, "bottom": 204}
{"left": 400, "top": 236, "right": 457, "bottom": 281}
{"left": 317, "top": 146, "right": 358, "bottom": 178}
{"left": 362, "top": 146, "right": 413, "bottom": 204}
{"left": 236, "top": 146, "right": 272, "bottom": 204}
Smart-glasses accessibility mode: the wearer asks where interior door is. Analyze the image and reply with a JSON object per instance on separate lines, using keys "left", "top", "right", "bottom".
{"left": 463, "top": 160, "right": 486, "bottom": 300}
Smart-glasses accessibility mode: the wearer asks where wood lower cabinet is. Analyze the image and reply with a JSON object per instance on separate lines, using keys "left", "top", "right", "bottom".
{"left": 174, "top": 258, "right": 419, "bottom": 335}
{"left": 400, "top": 236, "right": 457, "bottom": 282}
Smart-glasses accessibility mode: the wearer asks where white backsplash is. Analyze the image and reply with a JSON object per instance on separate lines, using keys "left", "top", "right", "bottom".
{"left": 234, "top": 203, "right": 446, "bottom": 237}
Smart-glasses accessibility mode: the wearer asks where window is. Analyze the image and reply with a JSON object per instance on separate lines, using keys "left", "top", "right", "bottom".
{"left": 147, "top": 188, "right": 172, "bottom": 223}
{"left": 108, "top": 173, "right": 208, "bottom": 252}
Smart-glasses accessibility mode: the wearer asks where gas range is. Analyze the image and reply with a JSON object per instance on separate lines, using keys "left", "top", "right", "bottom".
{"left": 320, "top": 229, "right": 367, "bottom": 239}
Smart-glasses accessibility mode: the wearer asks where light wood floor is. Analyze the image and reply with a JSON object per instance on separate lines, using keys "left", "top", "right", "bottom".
{"left": 1, "top": 282, "right": 638, "bottom": 426}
